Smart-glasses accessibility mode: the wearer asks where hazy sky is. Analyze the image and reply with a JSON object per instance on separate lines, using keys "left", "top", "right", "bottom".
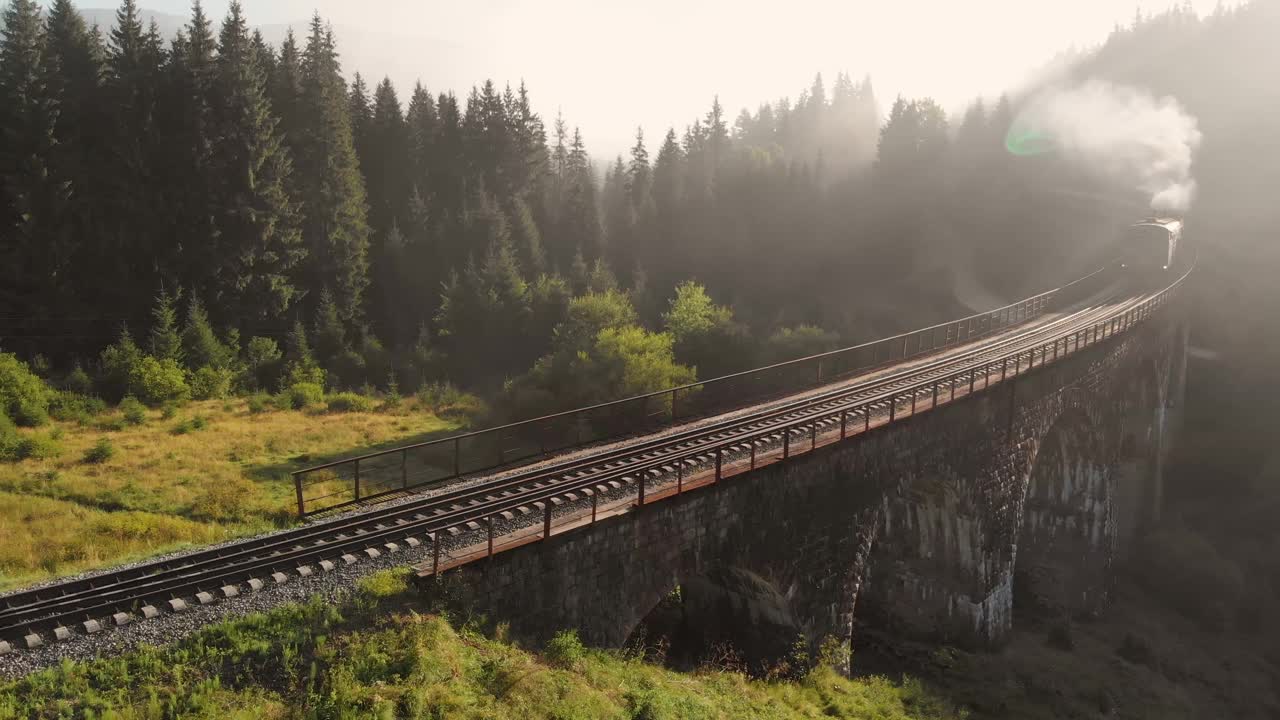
{"left": 67, "top": 0, "right": 1236, "bottom": 158}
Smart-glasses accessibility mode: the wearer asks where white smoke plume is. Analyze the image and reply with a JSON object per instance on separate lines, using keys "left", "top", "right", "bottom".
{"left": 1012, "top": 80, "right": 1203, "bottom": 213}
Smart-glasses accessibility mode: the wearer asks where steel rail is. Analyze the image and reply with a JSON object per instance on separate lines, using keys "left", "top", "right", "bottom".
{"left": 290, "top": 265, "right": 1115, "bottom": 515}
{"left": 0, "top": 287, "right": 1150, "bottom": 639}
{"left": 0, "top": 284, "right": 1120, "bottom": 620}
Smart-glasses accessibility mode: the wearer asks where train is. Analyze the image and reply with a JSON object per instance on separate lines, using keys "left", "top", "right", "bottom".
{"left": 1119, "top": 217, "right": 1182, "bottom": 280}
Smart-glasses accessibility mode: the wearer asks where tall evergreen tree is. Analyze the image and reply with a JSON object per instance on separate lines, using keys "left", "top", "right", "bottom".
{"left": 209, "top": 0, "right": 304, "bottom": 327}
{"left": 292, "top": 14, "right": 371, "bottom": 327}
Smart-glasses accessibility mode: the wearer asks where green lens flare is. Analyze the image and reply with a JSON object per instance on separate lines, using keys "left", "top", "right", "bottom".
{"left": 1004, "top": 120, "right": 1056, "bottom": 157}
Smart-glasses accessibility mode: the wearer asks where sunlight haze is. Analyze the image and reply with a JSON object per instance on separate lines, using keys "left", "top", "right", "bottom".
{"left": 63, "top": 0, "right": 1235, "bottom": 158}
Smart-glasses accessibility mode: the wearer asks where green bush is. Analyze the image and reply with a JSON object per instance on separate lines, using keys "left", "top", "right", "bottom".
{"left": 189, "top": 366, "right": 233, "bottom": 401}
{"left": 82, "top": 438, "right": 116, "bottom": 464}
{"left": 245, "top": 336, "right": 284, "bottom": 391}
{"left": 171, "top": 416, "right": 209, "bottom": 436}
{"left": 0, "top": 353, "right": 52, "bottom": 426}
{"left": 247, "top": 394, "right": 272, "bottom": 414}
{"left": 119, "top": 396, "right": 147, "bottom": 425}
{"left": 325, "top": 392, "right": 376, "bottom": 413}
{"left": 14, "top": 434, "right": 63, "bottom": 461}
{"left": 129, "top": 356, "right": 190, "bottom": 407}
{"left": 48, "top": 391, "right": 107, "bottom": 423}
{"left": 280, "top": 382, "right": 324, "bottom": 410}
{"left": 0, "top": 412, "right": 19, "bottom": 461}
{"left": 62, "top": 364, "right": 93, "bottom": 396}
{"left": 544, "top": 629, "right": 586, "bottom": 669}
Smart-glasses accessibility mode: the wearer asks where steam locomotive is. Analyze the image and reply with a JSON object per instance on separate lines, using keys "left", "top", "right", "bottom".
{"left": 1119, "top": 217, "right": 1182, "bottom": 280}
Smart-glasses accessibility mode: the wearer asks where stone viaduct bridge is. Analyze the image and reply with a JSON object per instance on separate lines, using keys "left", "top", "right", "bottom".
{"left": 418, "top": 278, "right": 1189, "bottom": 665}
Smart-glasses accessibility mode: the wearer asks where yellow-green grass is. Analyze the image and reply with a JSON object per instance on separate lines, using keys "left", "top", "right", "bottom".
{"left": 0, "top": 569, "right": 966, "bottom": 719}
{"left": 0, "top": 399, "right": 457, "bottom": 590}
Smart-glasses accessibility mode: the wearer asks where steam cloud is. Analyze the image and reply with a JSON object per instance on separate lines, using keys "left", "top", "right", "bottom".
{"left": 1012, "top": 80, "right": 1203, "bottom": 213}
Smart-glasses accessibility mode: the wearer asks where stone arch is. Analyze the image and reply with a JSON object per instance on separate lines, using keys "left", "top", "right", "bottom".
{"left": 623, "top": 563, "right": 808, "bottom": 672}
{"left": 854, "top": 420, "right": 1013, "bottom": 648}
{"left": 1014, "top": 406, "right": 1112, "bottom": 620}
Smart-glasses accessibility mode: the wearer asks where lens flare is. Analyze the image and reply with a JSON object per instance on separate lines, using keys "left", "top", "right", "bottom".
{"left": 1004, "top": 120, "right": 1056, "bottom": 157}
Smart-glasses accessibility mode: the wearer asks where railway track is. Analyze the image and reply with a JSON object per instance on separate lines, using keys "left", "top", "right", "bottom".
{"left": 0, "top": 280, "right": 1171, "bottom": 651}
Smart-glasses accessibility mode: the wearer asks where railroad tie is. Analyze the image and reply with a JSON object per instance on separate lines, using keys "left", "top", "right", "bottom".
{"left": 383, "top": 543, "right": 401, "bottom": 554}
{"left": 364, "top": 547, "right": 382, "bottom": 559}
{"left": 246, "top": 578, "right": 266, "bottom": 592}
{"left": 295, "top": 565, "right": 314, "bottom": 577}
{"left": 82, "top": 619, "right": 102, "bottom": 634}
{"left": 0, "top": 641, "right": 11, "bottom": 656}
{"left": 141, "top": 605, "right": 160, "bottom": 619}
{"left": 53, "top": 626, "right": 72, "bottom": 642}
{"left": 168, "top": 598, "right": 188, "bottom": 612}
{"left": 341, "top": 554, "right": 359, "bottom": 565}
{"left": 220, "top": 585, "right": 240, "bottom": 599}
{"left": 318, "top": 560, "right": 336, "bottom": 572}
{"left": 112, "top": 612, "right": 131, "bottom": 627}
{"left": 196, "top": 591, "right": 216, "bottom": 605}
{"left": 404, "top": 537, "right": 422, "bottom": 548}
{"left": 23, "top": 633, "right": 42, "bottom": 649}
{"left": 270, "top": 572, "right": 289, "bottom": 584}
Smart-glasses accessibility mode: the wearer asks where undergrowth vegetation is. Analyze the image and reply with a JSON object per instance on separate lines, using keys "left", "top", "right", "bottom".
{"left": 0, "top": 569, "right": 965, "bottom": 720}
{"left": 0, "top": 352, "right": 462, "bottom": 589}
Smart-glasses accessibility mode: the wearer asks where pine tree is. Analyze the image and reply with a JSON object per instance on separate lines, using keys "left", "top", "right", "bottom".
{"left": 293, "top": 14, "right": 371, "bottom": 327}
{"left": 209, "top": 0, "right": 305, "bottom": 327}
{"left": 366, "top": 76, "right": 409, "bottom": 236}
{"left": 405, "top": 81, "right": 437, "bottom": 192}
{"left": 181, "top": 294, "right": 231, "bottom": 369}
{"left": 148, "top": 286, "right": 183, "bottom": 363}
{"left": 347, "top": 71, "right": 371, "bottom": 160}
{"left": 0, "top": 0, "right": 63, "bottom": 338}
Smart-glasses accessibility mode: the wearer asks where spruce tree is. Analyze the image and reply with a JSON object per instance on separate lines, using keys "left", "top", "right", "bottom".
{"left": 181, "top": 294, "right": 230, "bottom": 369}
{"left": 209, "top": 0, "right": 304, "bottom": 327}
{"left": 148, "top": 286, "right": 183, "bottom": 363}
{"left": 0, "top": 0, "right": 64, "bottom": 339}
{"left": 293, "top": 15, "right": 371, "bottom": 327}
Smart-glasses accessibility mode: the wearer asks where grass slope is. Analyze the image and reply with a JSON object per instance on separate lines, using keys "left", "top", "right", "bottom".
{"left": 0, "top": 569, "right": 966, "bottom": 719}
{"left": 0, "top": 399, "right": 456, "bottom": 590}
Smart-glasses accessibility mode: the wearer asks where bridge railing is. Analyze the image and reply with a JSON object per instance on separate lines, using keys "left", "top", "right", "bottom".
{"left": 422, "top": 261, "right": 1192, "bottom": 577}
{"left": 293, "top": 265, "right": 1115, "bottom": 516}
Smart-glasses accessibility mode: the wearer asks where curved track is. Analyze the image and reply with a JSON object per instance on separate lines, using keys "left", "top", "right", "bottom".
{"left": 0, "top": 272, "right": 1185, "bottom": 649}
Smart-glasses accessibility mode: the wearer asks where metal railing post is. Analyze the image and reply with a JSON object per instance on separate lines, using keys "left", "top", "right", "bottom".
{"left": 716, "top": 447, "right": 723, "bottom": 480}
{"left": 1002, "top": 357, "right": 1008, "bottom": 381}
{"left": 353, "top": 459, "right": 361, "bottom": 502}
{"left": 783, "top": 431, "right": 791, "bottom": 459}
{"left": 432, "top": 533, "right": 440, "bottom": 576}
{"left": 750, "top": 441, "right": 757, "bottom": 470}
{"left": 841, "top": 409, "right": 848, "bottom": 439}
{"left": 294, "top": 473, "right": 305, "bottom": 517}
{"left": 543, "top": 503, "right": 552, "bottom": 539}
{"left": 889, "top": 394, "right": 897, "bottom": 422}
{"left": 401, "top": 449, "right": 408, "bottom": 489}
{"left": 487, "top": 516, "right": 494, "bottom": 560}
{"left": 453, "top": 437, "right": 461, "bottom": 478}
{"left": 911, "top": 389, "right": 917, "bottom": 415}
{"left": 864, "top": 407, "right": 871, "bottom": 432}
{"left": 592, "top": 491, "right": 599, "bottom": 522}
{"left": 933, "top": 381, "right": 939, "bottom": 408}
{"left": 969, "top": 368, "right": 976, "bottom": 393}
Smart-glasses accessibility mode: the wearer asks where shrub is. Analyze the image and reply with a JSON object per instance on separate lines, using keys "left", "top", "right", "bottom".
{"left": 1047, "top": 619, "right": 1075, "bottom": 651}
{"left": 82, "top": 438, "right": 116, "bottom": 464}
{"left": 0, "top": 412, "right": 18, "bottom": 461}
{"left": 160, "top": 403, "right": 178, "bottom": 420}
{"left": 0, "top": 352, "right": 52, "bottom": 426}
{"left": 48, "top": 391, "right": 107, "bottom": 423}
{"left": 62, "top": 364, "right": 94, "bottom": 396}
{"left": 129, "top": 356, "right": 190, "bottom": 407}
{"left": 171, "top": 416, "right": 208, "bottom": 436}
{"left": 1117, "top": 633, "right": 1158, "bottom": 668}
{"left": 97, "top": 328, "right": 144, "bottom": 402}
{"left": 247, "top": 394, "right": 272, "bottom": 414}
{"left": 281, "top": 382, "right": 324, "bottom": 410}
{"left": 543, "top": 629, "right": 585, "bottom": 669}
{"left": 325, "top": 392, "right": 376, "bottom": 413}
{"left": 14, "top": 434, "right": 63, "bottom": 461}
{"left": 119, "top": 396, "right": 147, "bottom": 426}
{"left": 189, "top": 366, "right": 233, "bottom": 401}
{"left": 245, "top": 336, "right": 284, "bottom": 391}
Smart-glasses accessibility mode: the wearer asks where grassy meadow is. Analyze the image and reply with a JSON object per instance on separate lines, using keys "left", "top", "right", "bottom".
{"left": 0, "top": 568, "right": 966, "bottom": 719}
{"left": 0, "top": 398, "right": 458, "bottom": 591}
